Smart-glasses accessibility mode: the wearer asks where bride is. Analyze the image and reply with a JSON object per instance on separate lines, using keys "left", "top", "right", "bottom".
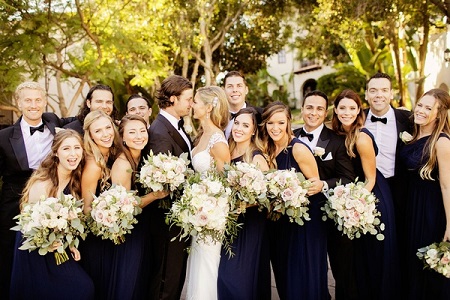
{"left": 186, "top": 86, "right": 231, "bottom": 300}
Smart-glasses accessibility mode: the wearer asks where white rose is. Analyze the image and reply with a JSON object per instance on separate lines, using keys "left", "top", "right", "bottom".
{"left": 399, "top": 131, "right": 413, "bottom": 143}
{"left": 314, "top": 147, "right": 325, "bottom": 157}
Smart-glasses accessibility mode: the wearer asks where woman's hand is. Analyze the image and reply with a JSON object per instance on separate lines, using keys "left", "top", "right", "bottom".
{"left": 307, "top": 177, "right": 324, "bottom": 196}
{"left": 443, "top": 226, "right": 450, "bottom": 242}
{"left": 70, "top": 247, "right": 81, "bottom": 261}
{"left": 48, "top": 240, "right": 62, "bottom": 252}
{"left": 151, "top": 190, "right": 170, "bottom": 200}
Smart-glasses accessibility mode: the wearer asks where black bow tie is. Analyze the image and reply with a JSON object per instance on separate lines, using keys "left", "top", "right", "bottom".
{"left": 178, "top": 118, "right": 184, "bottom": 130}
{"left": 30, "top": 123, "right": 45, "bottom": 135}
{"left": 230, "top": 112, "right": 237, "bottom": 120}
{"left": 299, "top": 128, "right": 314, "bottom": 142}
{"left": 370, "top": 115, "right": 387, "bottom": 124}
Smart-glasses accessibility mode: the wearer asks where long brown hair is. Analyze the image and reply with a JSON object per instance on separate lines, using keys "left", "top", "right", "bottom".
{"left": 118, "top": 114, "right": 148, "bottom": 186}
{"left": 411, "top": 89, "right": 450, "bottom": 180}
{"left": 228, "top": 107, "right": 265, "bottom": 163}
{"left": 260, "top": 101, "right": 293, "bottom": 169}
{"left": 20, "top": 129, "right": 84, "bottom": 210}
{"left": 332, "top": 89, "right": 366, "bottom": 158}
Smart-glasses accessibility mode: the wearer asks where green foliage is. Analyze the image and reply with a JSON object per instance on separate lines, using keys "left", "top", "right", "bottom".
{"left": 316, "top": 64, "right": 367, "bottom": 103}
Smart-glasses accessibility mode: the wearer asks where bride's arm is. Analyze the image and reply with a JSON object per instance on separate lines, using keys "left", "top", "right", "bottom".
{"left": 210, "top": 142, "right": 231, "bottom": 172}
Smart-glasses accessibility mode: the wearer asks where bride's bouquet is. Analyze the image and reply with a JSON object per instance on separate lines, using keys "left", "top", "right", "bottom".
{"left": 224, "top": 162, "right": 269, "bottom": 214}
{"left": 417, "top": 241, "right": 450, "bottom": 278}
{"left": 138, "top": 150, "right": 192, "bottom": 209}
{"left": 265, "top": 168, "right": 311, "bottom": 225}
{"left": 322, "top": 181, "right": 384, "bottom": 240}
{"left": 12, "top": 193, "right": 87, "bottom": 265}
{"left": 166, "top": 171, "right": 239, "bottom": 254}
{"left": 89, "top": 185, "right": 142, "bottom": 245}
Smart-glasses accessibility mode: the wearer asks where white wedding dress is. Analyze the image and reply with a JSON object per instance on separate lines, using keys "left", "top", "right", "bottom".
{"left": 186, "top": 132, "right": 228, "bottom": 300}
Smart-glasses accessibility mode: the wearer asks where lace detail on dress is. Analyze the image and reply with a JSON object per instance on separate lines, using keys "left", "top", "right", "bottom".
{"left": 192, "top": 132, "right": 228, "bottom": 174}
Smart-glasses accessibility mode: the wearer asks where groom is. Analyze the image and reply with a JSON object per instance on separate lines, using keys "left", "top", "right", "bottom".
{"left": 146, "top": 75, "right": 193, "bottom": 300}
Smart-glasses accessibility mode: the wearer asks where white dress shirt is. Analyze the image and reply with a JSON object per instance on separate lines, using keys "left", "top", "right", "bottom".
{"left": 298, "top": 123, "right": 324, "bottom": 150}
{"left": 20, "top": 118, "right": 53, "bottom": 170}
{"left": 364, "top": 107, "right": 397, "bottom": 178}
{"left": 160, "top": 110, "right": 192, "bottom": 152}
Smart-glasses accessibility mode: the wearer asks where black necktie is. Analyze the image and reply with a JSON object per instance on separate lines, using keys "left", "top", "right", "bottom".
{"left": 370, "top": 115, "right": 387, "bottom": 124}
{"left": 299, "top": 128, "right": 314, "bottom": 142}
{"left": 178, "top": 118, "right": 184, "bottom": 130}
{"left": 30, "top": 123, "right": 45, "bottom": 135}
{"left": 230, "top": 112, "right": 237, "bottom": 120}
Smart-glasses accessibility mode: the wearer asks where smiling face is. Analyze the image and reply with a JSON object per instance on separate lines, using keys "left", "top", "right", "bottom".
{"left": 334, "top": 97, "right": 360, "bottom": 130}
{"left": 88, "top": 116, "right": 115, "bottom": 152}
{"left": 266, "top": 111, "right": 289, "bottom": 144}
{"left": 87, "top": 90, "right": 114, "bottom": 116}
{"left": 232, "top": 113, "right": 254, "bottom": 144}
{"left": 224, "top": 76, "right": 248, "bottom": 112}
{"left": 414, "top": 95, "right": 439, "bottom": 128}
{"left": 122, "top": 120, "right": 148, "bottom": 151}
{"left": 17, "top": 88, "right": 47, "bottom": 126}
{"left": 301, "top": 95, "right": 327, "bottom": 132}
{"left": 57, "top": 137, "right": 83, "bottom": 172}
{"left": 365, "top": 78, "right": 393, "bottom": 116}
{"left": 127, "top": 97, "right": 151, "bottom": 126}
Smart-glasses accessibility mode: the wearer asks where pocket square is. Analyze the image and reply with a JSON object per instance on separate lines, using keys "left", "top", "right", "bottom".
{"left": 322, "top": 152, "right": 333, "bottom": 161}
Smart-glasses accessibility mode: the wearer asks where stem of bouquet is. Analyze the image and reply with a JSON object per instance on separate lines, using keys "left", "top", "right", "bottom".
{"left": 54, "top": 250, "right": 69, "bottom": 265}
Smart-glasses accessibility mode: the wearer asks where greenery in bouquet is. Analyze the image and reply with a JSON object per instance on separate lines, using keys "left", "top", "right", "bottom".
{"left": 138, "top": 150, "right": 192, "bottom": 209}
{"left": 166, "top": 170, "right": 240, "bottom": 256}
{"left": 12, "top": 193, "right": 87, "bottom": 265}
{"left": 417, "top": 241, "right": 450, "bottom": 278}
{"left": 224, "top": 162, "right": 269, "bottom": 214}
{"left": 265, "top": 168, "right": 311, "bottom": 226}
{"left": 89, "top": 184, "right": 142, "bottom": 245}
{"left": 322, "top": 181, "right": 384, "bottom": 240}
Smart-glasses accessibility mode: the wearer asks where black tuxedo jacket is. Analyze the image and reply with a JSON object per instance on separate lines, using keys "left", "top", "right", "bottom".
{"left": 147, "top": 113, "right": 192, "bottom": 236}
{"left": 63, "top": 118, "right": 84, "bottom": 134}
{"left": 294, "top": 125, "right": 355, "bottom": 189}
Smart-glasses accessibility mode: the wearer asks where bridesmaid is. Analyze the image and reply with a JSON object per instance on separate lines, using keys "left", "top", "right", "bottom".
{"left": 80, "top": 110, "right": 120, "bottom": 300}
{"left": 400, "top": 89, "right": 450, "bottom": 299}
{"left": 10, "top": 129, "right": 94, "bottom": 299}
{"left": 217, "top": 107, "right": 271, "bottom": 300}
{"left": 110, "top": 114, "right": 168, "bottom": 299}
{"left": 260, "top": 101, "right": 326, "bottom": 300}
{"left": 332, "top": 89, "right": 400, "bottom": 299}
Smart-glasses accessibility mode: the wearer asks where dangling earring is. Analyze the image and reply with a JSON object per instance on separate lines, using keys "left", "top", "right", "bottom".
{"left": 206, "top": 113, "right": 210, "bottom": 119}
{"left": 123, "top": 141, "right": 126, "bottom": 146}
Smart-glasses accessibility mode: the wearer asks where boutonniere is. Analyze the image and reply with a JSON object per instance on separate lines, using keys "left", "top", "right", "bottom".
{"left": 55, "top": 127, "right": 65, "bottom": 133}
{"left": 314, "top": 147, "right": 325, "bottom": 158}
{"left": 183, "top": 123, "right": 193, "bottom": 135}
{"left": 399, "top": 131, "right": 413, "bottom": 144}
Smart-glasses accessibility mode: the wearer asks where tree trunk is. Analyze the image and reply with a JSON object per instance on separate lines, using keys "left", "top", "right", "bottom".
{"left": 416, "top": 0, "right": 429, "bottom": 100}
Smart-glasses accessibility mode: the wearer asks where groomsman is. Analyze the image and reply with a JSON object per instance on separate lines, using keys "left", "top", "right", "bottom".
{"left": 146, "top": 75, "right": 193, "bottom": 300}
{"left": 364, "top": 72, "right": 413, "bottom": 289}
{"left": 126, "top": 94, "right": 152, "bottom": 128}
{"left": 0, "top": 82, "right": 74, "bottom": 298}
{"left": 294, "top": 90, "right": 356, "bottom": 300}
{"left": 64, "top": 84, "right": 118, "bottom": 133}
{"left": 223, "top": 71, "right": 262, "bottom": 139}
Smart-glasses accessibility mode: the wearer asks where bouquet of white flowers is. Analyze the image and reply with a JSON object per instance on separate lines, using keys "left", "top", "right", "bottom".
{"left": 138, "top": 150, "right": 192, "bottom": 209}
{"left": 224, "top": 162, "right": 269, "bottom": 213}
{"left": 12, "top": 193, "right": 87, "bottom": 265}
{"left": 166, "top": 171, "right": 239, "bottom": 255}
{"left": 265, "top": 168, "right": 311, "bottom": 225}
{"left": 89, "top": 185, "right": 142, "bottom": 245}
{"left": 322, "top": 181, "right": 384, "bottom": 240}
{"left": 417, "top": 241, "right": 450, "bottom": 278}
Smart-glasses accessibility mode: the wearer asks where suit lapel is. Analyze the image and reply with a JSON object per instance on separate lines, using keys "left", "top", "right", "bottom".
{"left": 316, "top": 126, "right": 331, "bottom": 150}
{"left": 10, "top": 118, "right": 29, "bottom": 170}
{"left": 157, "top": 114, "right": 190, "bottom": 154}
{"left": 42, "top": 113, "right": 57, "bottom": 134}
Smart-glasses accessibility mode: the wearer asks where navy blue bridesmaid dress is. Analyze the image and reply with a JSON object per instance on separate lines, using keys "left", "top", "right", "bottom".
{"left": 350, "top": 128, "right": 400, "bottom": 299}
{"left": 400, "top": 133, "right": 450, "bottom": 299}
{"left": 268, "top": 138, "right": 329, "bottom": 300}
{"left": 217, "top": 155, "right": 271, "bottom": 300}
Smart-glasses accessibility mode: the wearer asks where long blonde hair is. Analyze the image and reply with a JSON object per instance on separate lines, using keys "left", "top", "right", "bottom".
{"left": 20, "top": 129, "right": 84, "bottom": 210}
{"left": 193, "top": 86, "right": 229, "bottom": 145}
{"left": 411, "top": 89, "right": 450, "bottom": 180}
{"left": 83, "top": 110, "right": 120, "bottom": 191}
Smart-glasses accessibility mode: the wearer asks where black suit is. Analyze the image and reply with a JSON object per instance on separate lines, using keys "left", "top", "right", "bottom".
{"left": 0, "top": 113, "right": 74, "bottom": 297}
{"left": 63, "top": 118, "right": 84, "bottom": 134}
{"left": 145, "top": 113, "right": 192, "bottom": 300}
{"left": 294, "top": 125, "right": 357, "bottom": 300}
